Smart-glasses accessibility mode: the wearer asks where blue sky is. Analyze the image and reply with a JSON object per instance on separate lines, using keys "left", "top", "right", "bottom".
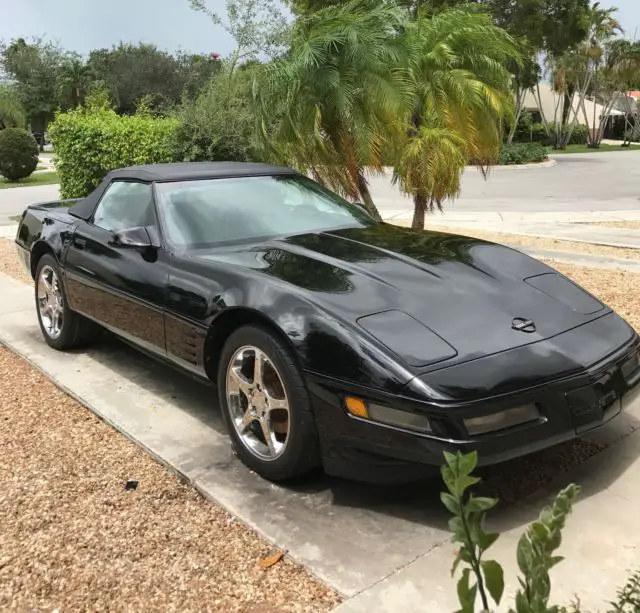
{"left": 1, "top": 0, "right": 639, "bottom": 57}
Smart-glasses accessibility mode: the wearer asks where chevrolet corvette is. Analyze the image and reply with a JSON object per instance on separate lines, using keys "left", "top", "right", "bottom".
{"left": 15, "top": 162, "right": 640, "bottom": 483}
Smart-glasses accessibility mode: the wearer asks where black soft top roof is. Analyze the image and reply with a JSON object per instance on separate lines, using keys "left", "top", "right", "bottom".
{"left": 110, "top": 161, "right": 298, "bottom": 182}
{"left": 69, "top": 162, "right": 299, "bottom": 220}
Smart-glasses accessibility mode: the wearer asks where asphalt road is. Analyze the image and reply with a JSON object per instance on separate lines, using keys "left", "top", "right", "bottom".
{"left": 369, "top": 150, "right": 640, "bottom": 213}
{"left": 0, "top": 184, "right": 61, "bottom": 225}
{"left": 2, "top": 150, "right": 639, "bottom": 225}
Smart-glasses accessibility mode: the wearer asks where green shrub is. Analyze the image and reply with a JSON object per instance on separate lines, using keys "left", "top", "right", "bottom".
{"left": 568, "top": 124, "right": 588, "bottom": 145}
{"left": 171, "top": 69, "right": 258, "bottom": 163}
{"left": 49, "top": 107, "right": 178, "bottom": 198}
{"left": 512, "top": 120, "right": 588, "bottom": 146}
{"left": 0, "top": 128, "right": 39, "bottom": 181}
{"left": 498, "top": 142, "right": 548, "bottom": 165}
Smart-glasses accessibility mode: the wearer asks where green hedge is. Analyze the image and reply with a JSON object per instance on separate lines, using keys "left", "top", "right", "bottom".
{"left": 512, "top": 121, "right": 588, "bottom": 146}
{"left": 498, "top": 142, "right": 548, "bottom": 165}
{"left": 49, "top": 108, "right": 178, "bottom": 198}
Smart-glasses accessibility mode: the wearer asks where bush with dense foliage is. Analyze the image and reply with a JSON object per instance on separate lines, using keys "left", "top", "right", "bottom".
{"left": 511, "top": 114, "right": 588, "bottom": 146}
{"left": 49, "top": 104, "right": 178, "bottom": 198}
{"left": 498, "top": 142, "right": 548, "bottom": 165}
{"left": 171, "top": 67, "right": 262, "bottom": 163}
{"left": 0, "top": 127, "right": 39, "bottom": 181}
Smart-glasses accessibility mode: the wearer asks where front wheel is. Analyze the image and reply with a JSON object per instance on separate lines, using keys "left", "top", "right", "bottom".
{"left": 35, "top": 254, "right": 100, "bottom": 350}
{"left": 217, "top": 325, "right": 321, "bottom": 482}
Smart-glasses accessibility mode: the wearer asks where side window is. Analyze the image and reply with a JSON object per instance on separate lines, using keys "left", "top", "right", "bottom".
{"left": 93, "top": 181, "right": 155, "bottom": 232}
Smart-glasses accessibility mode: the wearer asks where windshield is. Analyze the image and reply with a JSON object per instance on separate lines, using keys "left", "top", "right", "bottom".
{"left": 154, "top": 174, "right": 374, "bottom": 248}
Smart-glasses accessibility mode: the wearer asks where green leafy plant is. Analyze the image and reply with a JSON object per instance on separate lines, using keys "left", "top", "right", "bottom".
{"left": 49, "top": 106, "right": 177, "bottom": 198}
{"left": 441, "top": 451, "right": 580, "bottom": 613}
{"left": 442, "top": 451, "right": 504, "bottom": 612}
{"left": 171, "top": 65, "right": 259, "bottom": 163}
{"left": 511, "top": 120, "right": 588, "bottom": 146}
{"left": 511, "top": 483, "right": 580, "bottom": 613}
{"left": 608, "top": 570, "right": 640, "bottom": 613}
{"left": 0, "top": 127, "right": 39, "bottom": 181}
{"left": 498, "top": 142, "right": 548, "bottom": 165}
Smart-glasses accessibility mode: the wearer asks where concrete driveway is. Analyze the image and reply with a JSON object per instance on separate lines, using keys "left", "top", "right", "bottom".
{"left": 1, "top": 271, "right": 640, "bottom": 611}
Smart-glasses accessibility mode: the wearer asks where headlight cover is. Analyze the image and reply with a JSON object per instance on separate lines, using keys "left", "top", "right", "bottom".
{"left": 464, "top": 404, "right": 539, "bottom": 436}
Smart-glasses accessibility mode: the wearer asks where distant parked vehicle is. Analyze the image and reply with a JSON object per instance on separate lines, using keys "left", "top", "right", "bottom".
{"left": 14, "top": 162, "right": 640, "bottom": 483}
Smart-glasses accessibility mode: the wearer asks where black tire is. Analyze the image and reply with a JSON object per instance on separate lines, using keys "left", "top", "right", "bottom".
{"left": 217, "top": 325, "right": 321, "bottom": 482}
{"left": 34, "top": 254, "right": 100, "bottom": 350}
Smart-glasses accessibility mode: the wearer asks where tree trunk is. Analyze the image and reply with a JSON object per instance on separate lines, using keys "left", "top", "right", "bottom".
{"left": 412, "top": 193, "right": 427, "bottom": 230}
{"left": 355, "top": 169, "right": 382, "bottom": 222}
{"left": 556, "top": 85, "right": 576, "bottom": 149}
{"left": 535, "top": 82, "right": 551, "bottom": 136}
{"left": 507, "top": 88, "right": 525, "bottom": 144}
{"left": 590, "top": 66, "right": 598, "bottom": 147}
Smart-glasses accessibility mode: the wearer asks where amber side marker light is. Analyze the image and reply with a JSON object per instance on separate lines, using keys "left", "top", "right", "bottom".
{"left": 344, "top": 396, "right": 433, "bottom": 433}
{"left": 345, "top": 396, "right": 369, "bottom": 419}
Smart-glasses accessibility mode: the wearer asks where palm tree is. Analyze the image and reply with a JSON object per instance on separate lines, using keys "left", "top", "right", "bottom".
{"left": 393, "top": 9, "right": 519, "bottom": 229}
{"left": 58, "top": 57, "right": 94, "bottom": 109}
{"left": 585, "top": 2, "right": 622, "bottom": 146}
{"left": 254, "top": 0, "right": 413, "bottom": 220}
{"left": 605, "top": 39, "right": 640, "bottom": 145}
{"left": 547, "top": 2, "right": 622, "bottom": 149}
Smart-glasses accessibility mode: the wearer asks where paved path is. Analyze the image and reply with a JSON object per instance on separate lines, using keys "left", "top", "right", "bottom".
{"left": 0, "top": 184, "right": 59, "bottom": 225}
{"left": 1, "top": 270, "right": 639, "bottom": 611}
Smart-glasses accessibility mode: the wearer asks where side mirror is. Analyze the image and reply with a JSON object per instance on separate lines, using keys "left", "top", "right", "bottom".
{"left": 110, "top": 226, "right": 158, "bottom": 250}
{"left": 354, "top": 202, "right": 371, "bottom": 216}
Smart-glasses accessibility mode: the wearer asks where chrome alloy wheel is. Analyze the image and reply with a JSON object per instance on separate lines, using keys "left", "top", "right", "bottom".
{"left": 37, "top": 265, "right": 64, "bottom": 339}
{"left": 225, "top": 345, "right": 290, "bottom": 461}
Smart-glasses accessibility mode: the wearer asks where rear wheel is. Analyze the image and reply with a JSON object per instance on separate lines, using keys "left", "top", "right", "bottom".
{"left": 218, "top": 325, "right": 320, "bottom": 482}
{"left": 35, "top": 254, "right": 100, "bottom": 350}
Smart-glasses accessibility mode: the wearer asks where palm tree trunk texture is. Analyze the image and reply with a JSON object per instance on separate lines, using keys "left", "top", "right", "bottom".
{"left": 412, "top": 193, "right": 427, "bottom": 230}
{"left": 355, "top": 170, "right": 382, "bottom": 222}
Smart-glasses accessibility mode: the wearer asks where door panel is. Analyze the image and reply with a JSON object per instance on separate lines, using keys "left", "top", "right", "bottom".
{"left": 64, "top": 221, "right": 170, "bottom": 357}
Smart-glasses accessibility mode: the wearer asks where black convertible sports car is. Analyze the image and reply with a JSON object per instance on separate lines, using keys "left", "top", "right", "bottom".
{"left": 15, "top": 162, "right": 640, "bottom": 483}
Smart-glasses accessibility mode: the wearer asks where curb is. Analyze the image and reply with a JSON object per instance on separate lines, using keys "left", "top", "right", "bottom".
{"left": 470, "top": 158, "right": 557, "bottom": 171}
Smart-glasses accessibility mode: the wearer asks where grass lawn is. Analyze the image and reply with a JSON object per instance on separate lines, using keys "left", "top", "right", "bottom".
{"left": 548, "top": 143, "right": 640, "bottom": 154}
{"left": 0, "top": 171, "right": 59, "bottom": 189}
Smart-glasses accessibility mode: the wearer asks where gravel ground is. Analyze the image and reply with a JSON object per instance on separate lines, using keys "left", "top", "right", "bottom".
{"left": 0, "top": 238, "right": 30, "bottom": 284}
{"left": 548, "top": 262, "right": 640, "bottom": 331}
{"left": 0, "top": 239, "right": 340, "bottom": 610}
{"left": 0, "top": 345, "right": 339, "bottom": 612}
{"left": 423, "top": 224, "right": 640, "bottom": 261}
{"left": 588, "top": 221, "right": 640, "bottom": 231}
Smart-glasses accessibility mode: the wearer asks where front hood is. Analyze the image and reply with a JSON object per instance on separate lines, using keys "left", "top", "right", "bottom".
{"left": 194, "top": 224, "right": 610, "bottom": 372}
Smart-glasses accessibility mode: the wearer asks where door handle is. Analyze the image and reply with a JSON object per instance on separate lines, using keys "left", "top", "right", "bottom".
{"left": 74, "top": 236, "right": 87, "bottom": 249}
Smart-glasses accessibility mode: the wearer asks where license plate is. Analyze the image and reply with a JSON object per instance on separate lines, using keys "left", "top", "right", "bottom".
{"left": 566, "top": 372, "right": 621, "bottom": 433}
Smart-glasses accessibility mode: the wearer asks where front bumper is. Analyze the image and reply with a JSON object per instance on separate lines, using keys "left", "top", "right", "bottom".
{"left": 308, "top": 334, "right": 640, "bottom": 484}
